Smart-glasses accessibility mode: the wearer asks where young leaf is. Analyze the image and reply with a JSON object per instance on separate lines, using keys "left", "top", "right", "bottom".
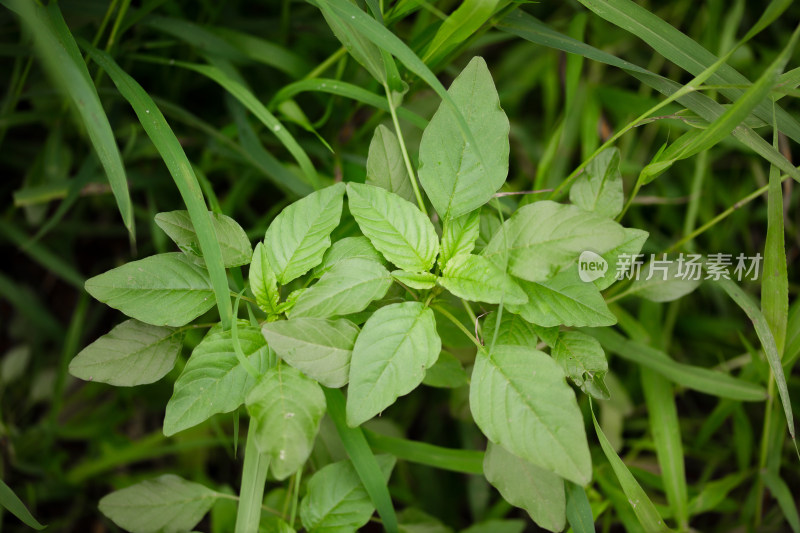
{"left": 163, "top": 325, "right": 269, "bottom": 436}
{"left": 551, "top": 331, "right": 610, "bottom": 400}
{"left": 299, "top": 455, "right": 395, "bottom": 533}
{"left": 264, "top": 183, "right": 345, "bottom": 284}
{"left": 392, "top": 270, "right": 438, "bottom": 290}
{"left": 366, "top": 125, "right": 415, "bottom": 203}
{"left": 440, "top": 210, "right": 480, "bottom": 269}
{"left": 439, "top": 254, "right": 527, "bottom": 305}
{"left": 155, "top": 210, "right": 252, "bottom": 268}
{"left": 347, "top": 183, "right": 439, "bottom": 273}
{"left": 483, "top": 442, "right": 566, "bottom": 532}
{"left": 85, "top": 253, "right": 215, "bottom": 327}
{"left": 418, "top": 57, "right": 510, "bottom": 220}
{"left": 69, "top": 319, "right": 183, "bottom": 387}
{"left": 422, "top": 351, "right": 469, "bottom": 389}
{"left": 470, "top": 345, "right": 592, "bottom": 485}
{"left": 507, "top": 269, "right": 616, "bottom": 327}
{"left": 290, "top": 258, "right": 392, "bottom": 319}
{"left": 314, "top": 236, "right": 385, "bottom": 278}
{"left": 249, "top": 242, "right": 280, "bottom": 314}
{"left": 262, "top": 317, "right": 360, "bottom": 388}
{"left": 569, "top": 147, "right": 624, "bottom": 219}
{"left": 246, "top": 364, "right": 327, "bottom": 480}
{"left": 99, "top": 475, "right": 218, "bottom": 533}
{"left": 482, "top": 312, "right": 539, "bottom": 348}
{"left": 483, "top": 201, "right": 625, "bottom": 282}
{"left": 347, "top": 302, "right": 441, "bottom": 427}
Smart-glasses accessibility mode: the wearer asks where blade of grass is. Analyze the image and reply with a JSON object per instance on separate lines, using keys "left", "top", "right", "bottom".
{"left": 591, "top": 405, "right": 670, "bottom": 532}
{"left": 585, "top": 328, "right": 767, "bottom": 402}
{"left": 81, "top": 43, "right": 233, "bottom": 329}
{"left": 565, "top": 481, "right": 596, "bottom": 533}
{"left": 0, "top": 220, "right": 84, "bottom": 290}
{"left": 234, "top": 424, "right": 271, "bottom": 533}
{"left": 0, "top": 273, "right": 63, "bottom": 341}
{"left": 0, "top": 479, "right": 45, "bottom": 530}
{"left": 364, "top": 430, "right": 484, "bottom": 474}
{"left": 3, "top": 0, "right": 134, "bottom": 238}
{"left": 323, "top": 387, "right": 399, "bottom": 533}
{"left": 760, "top": 471, "right": 800, "bottom": 533}
{"left": 422, "top": 0, "right": 503, "bottom": 67}
{"left": 212, "top": 27, "right": 311, "bottom": 77}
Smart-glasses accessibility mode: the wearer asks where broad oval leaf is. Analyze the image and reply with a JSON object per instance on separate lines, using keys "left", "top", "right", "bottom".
{"left": 155, "top": 209, "right": 252, "bottom": 267}
{"left": 250, "top": 242, "right": 280, "bottom": 314}
{"left": 264, "top": 182, "right": 345, "bottom": 284}
{"left": 482, "top": 311, "right": 538, "bottom": 348}
{"left": 440, "top": 210, "right": 480, "bottom": 269}
{"left": 367, "top": 125, "right": 414, "bottom": 203}
{"left": 85, "top": 253, "right": 215, "bottom": 327}
{"left": 391, "top": 270, "right": 437, "bottom": 290}
{"left": 594, "top": 227, "right": 649, "bottom": 291}
{"left": 551, "top": 331, "right": 610, "bottom": 400}
{"left": 418, "top": 57, "right": 510, "bottom": 219}
{"left": 470, "top": 345, "right": 592, "bottom": 485}
{"left": 291, "top": 258, "right": 392, "bottom": 319}
{"left": 98, "top": 474, "right": 217, "bottom": 533}
{"left": 70, "top": 319, "right": 183, "bottom": 386}
{"left": 483, "top": 201, "right": 625, "bottom": 282}
{"left": 347, "top": 182, "right": 439, "bottom": 273}
{"left": 569, "top": 147, "right": 624, "bottom": 219}
{"left": 262, "top": 317, "right": 360, "bottom": 388}
{"left": 439, "top": 254, "right": 527, "bottom": 305}
{"left": 163, "top": 325, "right": 269, "bottom": 436}
{"left": 422, "top": 351, "right": 469, "bottom": 389}
{"left": 347, "top": 302, "right": 441, "bottom": 427}
{"left": 484, "top": 442, "right": 566, "bottom": 532}
{"left": 247, "top": 364, "right": 327, "bottom": 480}
{"left": 299, "top": 455, "right": 395, "bottom": 533}
{"left": 507, "top": 268, "right": 616, "bottom": 327}
{"left": 314, "top": 236, "right": 384, "bottom": 278}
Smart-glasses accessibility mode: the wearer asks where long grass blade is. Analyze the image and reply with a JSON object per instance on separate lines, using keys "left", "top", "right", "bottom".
{"left": 0, "top": 479, "right": 45, "bottom": 530}
{"left": 364, "top": 430, "right": 484, "bottom": 474}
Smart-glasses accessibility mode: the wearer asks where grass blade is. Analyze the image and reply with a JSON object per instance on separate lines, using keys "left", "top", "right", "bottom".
{"left": 714, "top": 278, "right": 794, "bottom": 440}
{"left": 234, "top": 425, "right": 270, "bottom": 533}
{"left": 323, "top": 387, "right": 398, "bottom": 533}
{"left": 364, "top": 430, "right": 484, "bottom": 474}
{"left": 4, "top": 0, "right": 134, "bottom": 238}
{"left": 422, "top": 0, "right": 503, "bottom": 67}
{"left": 0, "top": 479, "right": 45, "bottom": 530}
{"left": 565, "top": 481, "right": 596, "bottom": 533}
{"left": 760, "top": 471, "right": 800, "bottom": 533}
{"left": 586, "top": 328, "right": 766, "bottom": 402}
{"left": 82, "top": 43, "right": 233, "bottom": 329}
{"left": 0, "top": 220, "right": 84, "bottom": 290}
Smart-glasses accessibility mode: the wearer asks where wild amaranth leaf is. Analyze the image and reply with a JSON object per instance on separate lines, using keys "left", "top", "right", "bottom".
{"left": 155, "top": 210, "right": 252, "bottom": 268}
{"left": 551, "top": 330, "right": 610, "bottom": 400}
{"left": 569, "top": 147, "right": 624, "bottom": 219}
{"left": 593, "top": 228, "right": 648, "bottom": 291}
{"left": 440, "top": 210, "right": 480, "bottom": 270}
{"left": 85, "top": 253, "right": 215, "bottom": 327}
{"left": 422, "top": 351, "right": 469, "bottom": 389}
{"left": 264, "top": 182, "right": 345, "bottom": 284}
{"left": 247, "top": 364, "right": 327, "bottom": 480}
{"left": 347, "top": 302, "right": 441, "bottom": 427}
{"left": 262, "top": 317, "right": 360, "bottom": 388}
{"left": 249, "top": 242, "right": 280, "bottom": 314}
{"left": 391, "top": 270, "right": 438, "bottom": 290}
{"left": 482, "top": 311, "right": 539, "bottom": 348}
{"left": 70, "top": 320, "right": 183, "bottom": 387}
{"left": 439, "top": 254, "right": 527, "bottom": 305}
{"left": 163, "top": 325, "right": 269, "bottom": 436}
{"left": 314, "top": 236, "right": 385, "bottom": 278}
{"left": 418, "top": 57, "right": 510, "bottom": 220}
{"left": 346, "top": 182, "right": 439, "bottom": 273}
{"left": 366, "top": 125, "right": 415, "bottom": 203}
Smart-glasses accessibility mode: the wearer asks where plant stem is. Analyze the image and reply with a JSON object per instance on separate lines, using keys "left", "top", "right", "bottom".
{"left": 432, "top": 305, "right": 484, "bottom": 351}
{"left": 289, "top": 468, "right": 302, "bottom": 527}
{"left": 384, "top": 83, "right": 428, "bottom": 215}
{"left": 235, "top": 424, "right": 270, "bottom": 533}
{"left": 304, "top": 47, "right": 346, "bottom": 80}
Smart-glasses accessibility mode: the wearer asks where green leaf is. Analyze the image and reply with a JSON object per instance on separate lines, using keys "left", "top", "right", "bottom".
{"left": 422, "top": 0, "right": 501, "bottom": 67}
{"left": 365, "top": 431, "right": 483, "bottom": 475}
{"left": 69, "top": 319, "right": 183, "bottom": 387}
{"left": 85, "top": 253, "right": 215, "bottom": 327}
{"left": 440, "top": 210, "right": 480, "bottom": 269}
{"left": 483, "top": 201, "right": 625, "bottom": 283}
{"left": 483, "top": 442, "right": 566, "bottom": 532}
{"left": 418, "top": 57, "right": 509, "bottom": 220}
{"left": 763, "top": 140, "right": 788, "bottom": 353}
{"left": 565, "top": 481, "right": 595, "bottom": 533}
{"left": 482, "top": 311, "right": 539, "bottom": 348}
{"left": 569, "top": 147, "right": 623, "bottom": 219}
{"left": 300, "top": 455, "right": 395, "bottom": 533}
{"left": 0, "top": 479, "right": 45, "bottom": 530}
{"left": 4, "top": 1, "right": 133, "bottom": 236}
{"left": 593, "top": 228, "right": 648, "bottom": 291}
{"left": 587, "top": 327, "right": 767, "bottom": 401}
{"left": 760, "top": 471, "right": 800, "bottom": 533}
{"left": 470, "top": 345, "right": 592, "bottom": 485}
{"left": 262, "top": 317, "right": 360, "bottom": 388}
{"left": 551, "top": 331, "right": 609, "bottom": 400}
{"left": 317, "top": 1, "right": 387, "bottom": 84}
{"left": 155, "top": 210, "right": 252, "bottom": 268}
{"left": 163, "top": 325, "right": 269, "bottom": 436}
{"left": 247, "top": 364, "right": 327, "bottom": 480}
{"left": 461, "top": 519, "right": 525, "bottom": 533}
{"left": 265, "top": 183, "right": 346, "bottom": 284}
{"left": 591, "top": 409, "right": 669, "bottom": 532}
{"left": 439, "top": 254, "right": 526, "bottom": 305}
{"left": 347, "top": 302, "right": 441, "bottom": 426}
{"left": 250, "top": 242, "right": 280, "bottom": 314}
{"left": 508, "top": 269, "right": 616, "bottom": 327}
{"left": 715, "top": 278, "right": 794, "bottom": 438}
{"left": 99, "top": 474, "right": 218, "bottom": 533}
{"left": 422, "top": 351, "right": 469, "bottom": 389}
{"left": 367, "top": 125, "right": 414, "bottom": 203}
{"left": 314, "top": 236, "right": 385, "bottom": 278}
{"left": 291, "top": 258, "right": 392, "bottom": 319}
{"left": 347, "top": 183, "right": 439, "bottom": 273}
{"left": 392, "top": 270, "right": 438, "bottom": 290}
{"left": 627, "top": 258, "right": 702, "bottom": 302}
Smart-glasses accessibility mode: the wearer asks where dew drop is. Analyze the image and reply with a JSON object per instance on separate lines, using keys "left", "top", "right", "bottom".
{"left": 145, "top": 109, "right": 150, "bottom": 114}
{"left": 273, "top": 125, "right": 281, "bottom": 132}
{"left": 284, "top": 412, "right": 295, "bottom": 419}
{"left": 279, "top": 449, "right": 286, "bottom": 460}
